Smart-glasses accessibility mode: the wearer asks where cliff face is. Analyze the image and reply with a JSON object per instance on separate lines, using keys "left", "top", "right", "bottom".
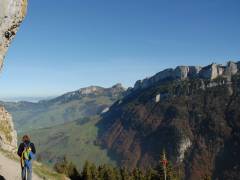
{"left": 98, "top": 61, "right": 240, "bottom": 180}
{"left": 0, "top": 0, "right": 28, "bottom": 69}
{"left": 0, "top": 0, "right": 28, "bottom": 152}
{"left": 0, "top": 106, "right": 17, "bottom": 151}
{"left": 132, "top": 61, "right": 239, "bottom": 92}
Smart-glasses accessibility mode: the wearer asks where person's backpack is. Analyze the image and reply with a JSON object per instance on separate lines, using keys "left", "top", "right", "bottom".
{"left": 21, "top": 142, "right": 33, "bottom": 168}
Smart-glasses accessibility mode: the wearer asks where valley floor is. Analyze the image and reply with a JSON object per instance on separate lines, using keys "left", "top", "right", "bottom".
{"left": 0, "top": 152, "right": 42, "bottom": 180}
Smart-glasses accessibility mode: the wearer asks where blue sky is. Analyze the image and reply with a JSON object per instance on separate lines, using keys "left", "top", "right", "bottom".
{"left": 0, "top": 0, "right": 239, "bottom": 98}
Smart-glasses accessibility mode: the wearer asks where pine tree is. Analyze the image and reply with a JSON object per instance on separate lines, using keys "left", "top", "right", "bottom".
{"left": 90, "top": 163, "right": 98, "bottom": 179}
{"left": 132, "top": 168, "right": 144, "bottom": 180}
{"left": 113, "top": 167, "right": 122, "bottom": 180}
{"left": 120, "top": 167, "right": 130, "bottom": 180}
{"left": 154, "top": 150, "right": 178, "bottom": 180}
{"left": 166, "top": 161, "right": 178, "bottom": 180}
{"left": 103, "top": 165, "right": 116, "bottom": 180}
{"left": 203, "top": 174, "right": 211, "bottom": 180}
{"left": 65, "top": 153, "right": 181, "bottom": 180}
{"left": 67, "top": 162, "right": 80, "bottom": 180}
{"left": 145, "top": 168, "right": 158, "bottom": 180}
{"left": 53, "top": 155, "right": 80, "bottom": 179}
{"left": 82, "top": 161, "right": 93, "bottom": 180}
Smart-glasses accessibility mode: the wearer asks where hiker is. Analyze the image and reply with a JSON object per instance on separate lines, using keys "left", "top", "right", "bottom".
{"left": 17, "top": 135, "right": 36, "bottom": 180}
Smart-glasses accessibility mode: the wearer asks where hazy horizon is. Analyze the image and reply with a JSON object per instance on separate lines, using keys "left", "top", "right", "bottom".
{"left": 0, "top": 0, "right": 239, "bottom": 97}
{"left": 0, "top": 96, "right": 56, "bottom": 103}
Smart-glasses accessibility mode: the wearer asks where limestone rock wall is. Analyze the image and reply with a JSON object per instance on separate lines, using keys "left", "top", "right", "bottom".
{"left": 0, "top": 0, "right": 28, "bottom": 152}
{"left": 0, "top": 106, "right": 17, "bottom": 151}
{"left": 0, "top": 0, "right": 28, "bottom": 70}
{"left": 133, "top": 61, "right": 240, "bottom": 91}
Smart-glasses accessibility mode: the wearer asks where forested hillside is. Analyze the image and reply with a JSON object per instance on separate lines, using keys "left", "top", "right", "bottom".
{"left": 98, "top": 63, "right": 240, "bottom": 180}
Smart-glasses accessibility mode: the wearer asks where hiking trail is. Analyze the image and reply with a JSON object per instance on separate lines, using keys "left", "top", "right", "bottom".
{"left": 0, "top": 152, "right": 42, "bottom": 180}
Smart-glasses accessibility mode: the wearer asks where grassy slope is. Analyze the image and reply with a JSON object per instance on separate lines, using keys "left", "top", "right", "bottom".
{"left": 19, "top": 116, "right": 115, "bottom": 170}
{"left": 3, "top": 95, "right": 116, "bottom": 133}
{"left": 5, "top": 86, "right": 123, "bottom": 171}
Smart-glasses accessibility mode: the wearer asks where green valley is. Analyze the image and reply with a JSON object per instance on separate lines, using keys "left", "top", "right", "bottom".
{"left": 18, "top": 116, "right": 116, "bottom": 170}
{"left": 1, "top": 84, "right": 124, "bottom": 170}
{"left": 1, "top": 84, "right": 125, "bottom": 132}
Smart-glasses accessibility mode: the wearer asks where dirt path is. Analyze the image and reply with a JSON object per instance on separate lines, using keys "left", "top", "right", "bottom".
{"left": 0, "top": 152, "right": 42, "bottom": 180}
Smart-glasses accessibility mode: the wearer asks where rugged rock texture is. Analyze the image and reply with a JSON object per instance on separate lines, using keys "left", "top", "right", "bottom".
{"left": 0, "top": 106, "right": 17, "bottom": 151}
{"left": 0, "top": 0, "right": 28, "bottom": 152}
{"left": 0, "top": 0, "right": 28, "bottom": 69}
{"left": 132, "top": 61, "right": 239, "bottom": 92}
{"left": 98, "top": 61, "right": 240, "bottom": 180}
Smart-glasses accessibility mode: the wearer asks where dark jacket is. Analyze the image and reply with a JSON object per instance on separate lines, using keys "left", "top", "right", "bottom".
{"left": 17, "top": 141, "right": 36, "bottom": 158}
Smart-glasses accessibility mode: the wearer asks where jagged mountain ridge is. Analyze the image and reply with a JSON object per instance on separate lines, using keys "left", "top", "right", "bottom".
{"left": 1, "top": 84, "right": 125, "bottom": 132}
{"left": 130, "top": 61, "right": 239, "bottom": 92}
{"left": 98, "top": 61, "right": 240, "bottom": 180}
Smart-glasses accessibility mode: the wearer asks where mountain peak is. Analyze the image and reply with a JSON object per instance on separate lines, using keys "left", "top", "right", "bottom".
{"left": 78, "top": 86, "right": 103, "bottom": 95}
{"left": 47, "top": 84, "right": 126, "bottom": 104}
{"left": 111, "top": 83, "right": 126, "bottom": 90}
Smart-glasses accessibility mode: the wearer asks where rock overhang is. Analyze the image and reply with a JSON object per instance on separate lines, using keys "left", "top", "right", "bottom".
{"left": 0, "top": 0, "right": 28, "bottom": 70}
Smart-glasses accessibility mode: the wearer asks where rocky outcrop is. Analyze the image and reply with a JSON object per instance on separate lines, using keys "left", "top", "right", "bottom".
{"left": 0, "top": 106, "right": 17, "bottom": 152}
{"left": 0, "top": 0, "right": 28, "bottom": 152}
{"left": 177, "top": 137, "right": 191, "bottom": 163}
{"left": 0, "top": 0, "right": 28, "bottom": 70}
{"left": 133, "top": 61, "right": 239, "bottom": 91}
{"left": 155, "top": 94, "right": 161, "bottom": 103}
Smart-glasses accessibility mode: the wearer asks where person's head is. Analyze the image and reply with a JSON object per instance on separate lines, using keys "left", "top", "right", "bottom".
{"left": 22, "top": 134, "right": 30, "bottom": 143}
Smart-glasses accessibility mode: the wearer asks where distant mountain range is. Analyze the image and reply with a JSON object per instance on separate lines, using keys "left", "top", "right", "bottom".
{"left": 1, "top": 84, "right": 125, "bottom": 132}
{"left": 0, "top": 96, "right": 56, "bottom": 103}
